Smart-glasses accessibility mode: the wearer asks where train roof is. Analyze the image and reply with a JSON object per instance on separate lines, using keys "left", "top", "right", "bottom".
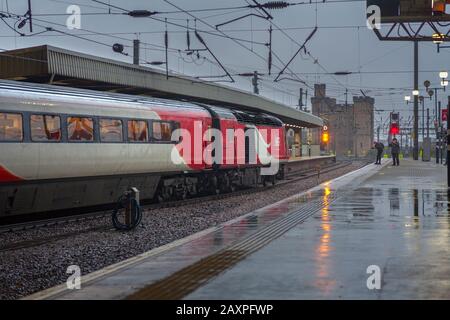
{"left": 0, "top": 79, "right": 208, "bottom": 113}
{"left": 0, "top": 80, "right": 283, "bottom": 126}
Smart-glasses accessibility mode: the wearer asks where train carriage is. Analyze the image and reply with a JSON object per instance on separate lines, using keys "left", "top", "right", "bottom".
{"left": 0, "top": 80, "right": 289, "bottom": 217}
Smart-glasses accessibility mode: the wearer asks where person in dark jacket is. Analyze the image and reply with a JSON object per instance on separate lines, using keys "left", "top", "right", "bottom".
{"left": 374, "top": 141, "right": 384, "bottom": 165}
{"left": 390, "top": 138, "right": 400, "bottom": 166}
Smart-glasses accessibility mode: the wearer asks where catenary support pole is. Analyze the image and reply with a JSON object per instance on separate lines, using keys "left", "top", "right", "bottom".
{"left": 447, "top": 96, "right": 450, "bottom": 188}
{"left": 133, "top": 39, "right": 140, "bottom": 65}
{"left": 413, "top": 41, "right": 419, "bottom": 160}
{"left": 436, "top": 89, "right": 440, "bottom": 164}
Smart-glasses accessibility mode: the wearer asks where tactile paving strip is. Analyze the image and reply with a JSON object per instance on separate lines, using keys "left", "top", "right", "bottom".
{"left": 126, "top": 192, "right": 340, "bottom": 300}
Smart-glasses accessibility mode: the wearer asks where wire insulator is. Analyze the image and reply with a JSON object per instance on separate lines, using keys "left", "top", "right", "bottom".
{"left": 261, "top": 1, "right": 290, "bottom": 9}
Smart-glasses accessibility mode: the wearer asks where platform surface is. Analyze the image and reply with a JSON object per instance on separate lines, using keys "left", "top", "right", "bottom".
{"left": 187, "top": 159, "right": 449, "bottom": 300}
{"left": 27, "top": 159, "right": 449, "bottom": 300}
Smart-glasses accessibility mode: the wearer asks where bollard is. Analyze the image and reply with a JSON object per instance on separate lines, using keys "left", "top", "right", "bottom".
{"left": 125, "top": 187, "right": 140, "bottom": 227}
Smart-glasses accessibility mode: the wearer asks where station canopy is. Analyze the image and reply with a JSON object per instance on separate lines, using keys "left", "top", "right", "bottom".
{"left": 0, "top": 45, "right": 323, "bottom": 128}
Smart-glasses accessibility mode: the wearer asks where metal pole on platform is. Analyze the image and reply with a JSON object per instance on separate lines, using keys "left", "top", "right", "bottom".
{"left": 413, "top": 41, "right": 419, "bottom": 160}
{"left": 427, "top": 108, "right": 429, "bottom": 138}
{"left": 435, "top": 88, "right": 439, "bottom": 163}
{"left": 439, "top": 102, "right": 442, "bottom": 164}
{"left": 422, "top": 99, "right": 425, "bottom": 140}
{"left": 447, "top": 96, "right": 450, "bottom": 188}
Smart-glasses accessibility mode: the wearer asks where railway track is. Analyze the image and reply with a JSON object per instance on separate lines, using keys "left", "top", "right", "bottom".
{"left": 0, "top": 161, "right": 356, "bottom": 236}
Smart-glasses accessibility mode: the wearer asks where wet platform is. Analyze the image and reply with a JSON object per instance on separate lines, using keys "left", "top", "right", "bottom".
{"left": 26, "top": 158, "right": 449, "bottom": 300}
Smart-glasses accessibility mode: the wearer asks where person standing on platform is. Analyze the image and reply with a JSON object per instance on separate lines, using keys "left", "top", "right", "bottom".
{"left": 374, "top": 141, "right": 384, "bottom": 165}
{"left": 390, "top": 138, "right": 400, "bottom": 166}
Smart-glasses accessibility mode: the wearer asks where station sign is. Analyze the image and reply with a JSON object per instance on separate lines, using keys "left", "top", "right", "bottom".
{"left": 442, "top": 109, "right": 448, "bottom": 122}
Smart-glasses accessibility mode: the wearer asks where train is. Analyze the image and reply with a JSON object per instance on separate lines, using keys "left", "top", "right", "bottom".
{"left": 0, "top": 80, "right": 290, "bottom": 218}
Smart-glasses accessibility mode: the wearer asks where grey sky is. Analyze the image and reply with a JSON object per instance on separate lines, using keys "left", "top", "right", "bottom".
{"left": 0, "top": 0, "right": 449, "bottom": 129}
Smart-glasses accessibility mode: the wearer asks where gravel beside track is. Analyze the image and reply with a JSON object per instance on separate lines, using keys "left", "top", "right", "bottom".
{"left": 0, "top": 161, "right": 367, "bottom": 300}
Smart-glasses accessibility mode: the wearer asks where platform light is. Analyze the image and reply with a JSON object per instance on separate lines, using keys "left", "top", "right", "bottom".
{"left": 439, "top": 71, "right": 448, "bottom": 79}
{"left": 433, "top": 33, "right": 445, "bottom": 44}
{"left": 442, "top": 79, "right": 448, "bottom": 90}
{"left": 412, "top": 90, "right": 420, "bottom": 96}
{"left": 404, "top": 96, "right": 411, "bottom": 103}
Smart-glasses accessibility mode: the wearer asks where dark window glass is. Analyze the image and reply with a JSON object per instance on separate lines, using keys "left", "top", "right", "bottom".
{"left": 153, "top": 121, "right": 172, "bottom": 141}
{"left": 128, "top": 120, "right": 148, "bottom": 142}
{"left": 100, "top": 119, "right": 123, "bottom": 142}
{"left": 67, "top": 117, "right": 94, "bottom": 141}
{"left": 0, "top": 113, "right": 22, "bottom": 141}
{"left": 31, "top": 114, "right": 61, "bottom": 141}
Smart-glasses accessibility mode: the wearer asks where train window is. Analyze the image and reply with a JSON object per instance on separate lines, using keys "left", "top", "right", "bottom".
{"left": 67, "top": 117, "right": 94, "bottom": 141}
{"left": 152, "top": 121, "right": 172, "bottom": 141}
{"left": 100, "top": 119, "right": 123, "bottom": 142}
{"left": 0, "top": 113, "right": 23, "bottom": 141}
{"left": 128, "top": 120, "right": 148, "bottom": 142}
{"left": 31, "top": 114, "right": 61, "bottom": 142}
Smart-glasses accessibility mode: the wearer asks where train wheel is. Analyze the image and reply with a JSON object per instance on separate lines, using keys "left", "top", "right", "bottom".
{"left": 262, "top": 176, "right": 268, "bottom": 187}
{"left": 175, "top": 188, "right": 187, "bottom": 201}
{"left": 156, "top": 193, "right": 165, "bottom": 203}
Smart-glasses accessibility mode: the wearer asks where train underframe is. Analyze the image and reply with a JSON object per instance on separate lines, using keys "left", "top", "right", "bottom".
{"left": 0, "top": 165, "right": 285, "bottom": 218}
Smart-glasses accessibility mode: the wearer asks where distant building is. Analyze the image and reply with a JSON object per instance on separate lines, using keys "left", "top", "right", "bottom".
{"left": 311, "top": 84, "right": 375, "bottom": 157}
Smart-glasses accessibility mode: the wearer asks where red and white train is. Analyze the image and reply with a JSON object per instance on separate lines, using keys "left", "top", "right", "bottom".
{"left": 0, "top": 80, "right": 289, "bottom": 217}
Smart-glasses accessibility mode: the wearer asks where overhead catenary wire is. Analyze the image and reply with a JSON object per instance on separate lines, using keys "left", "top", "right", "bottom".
{"left": 0, "top": 0, "right": 442, "bottom": 116}
{"left": 109, "top": 0, "right": 307, "bottom": 87}
{"left": 41, "top": 1, "right": 363, "bottom": 17}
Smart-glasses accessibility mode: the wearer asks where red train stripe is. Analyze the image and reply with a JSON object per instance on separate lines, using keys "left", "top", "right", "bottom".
{"left": 0, "top": 165, "right": 22, "bottom": 182}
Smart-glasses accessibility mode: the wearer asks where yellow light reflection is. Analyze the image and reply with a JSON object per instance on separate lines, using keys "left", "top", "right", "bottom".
{"left": 313, "top": 185, "right": 336, "bottom": 293}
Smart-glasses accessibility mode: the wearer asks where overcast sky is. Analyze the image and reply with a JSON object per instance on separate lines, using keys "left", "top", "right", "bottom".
{"left": 1, "top": 0, "right": 449, "bottom": 131}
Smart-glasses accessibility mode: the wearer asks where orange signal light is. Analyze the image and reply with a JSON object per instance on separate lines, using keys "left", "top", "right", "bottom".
{"left": 433, "top": 0, "right": 447, "bottom": 14}
{"left": 322, "top": 132, "right": 329, "bottom": 143}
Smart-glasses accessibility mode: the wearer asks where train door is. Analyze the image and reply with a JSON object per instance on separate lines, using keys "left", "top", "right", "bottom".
{"left": 244, "top": 126, "right": 256, "bottom": 165}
